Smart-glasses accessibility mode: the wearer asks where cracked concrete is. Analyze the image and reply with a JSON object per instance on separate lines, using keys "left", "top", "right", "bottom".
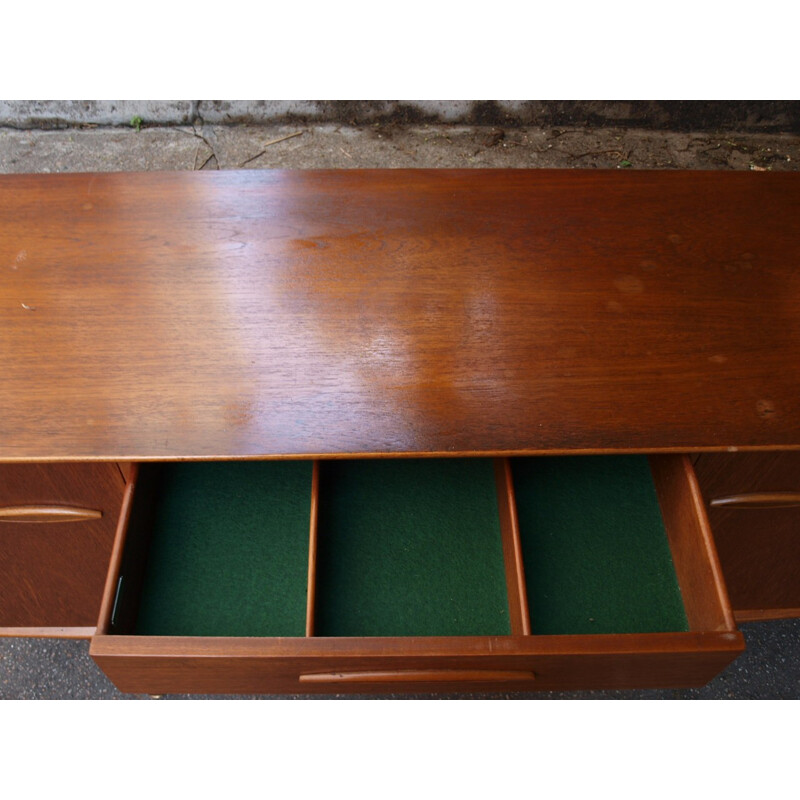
{"left": 0, "top": 123, "right": 798, "bottom": 173}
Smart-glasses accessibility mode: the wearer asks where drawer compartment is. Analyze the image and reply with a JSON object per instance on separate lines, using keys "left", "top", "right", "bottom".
{"left": 312, "top": 459, "right": 510, "bottom": 637}
{"left": 91, "top": 456, "right": 743, "bottom": 695}
{"left": 128, "top": 461, "right": 312, "bottom": 637}
{"left": 512, "top": 455, "right": 689, "bottom": 635}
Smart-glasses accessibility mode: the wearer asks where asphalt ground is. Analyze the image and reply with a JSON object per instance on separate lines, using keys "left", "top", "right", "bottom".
{"left": 1, "top": 120, "right": 798, "bottom": 699}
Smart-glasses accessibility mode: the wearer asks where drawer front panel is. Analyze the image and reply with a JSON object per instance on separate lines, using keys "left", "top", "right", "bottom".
{"left": 706, "top": 506, "right": 800, "bottom": 618}
{"left": 0, "top": 518, "right": 119, "bottom": 627}
{"left": 695, "top": 453, "right": 800, "bottom": 620}
{"left": 90, "top": 633, "right": 743, "bottom": 695}
{"left": 0, "top": 463, "right": 126, "bottom": 630}
{"left": 0, "top": 463, "right": 125, "bottom": 508}
{"left": 694, "top": 452, "right": 800, "bottom": 497}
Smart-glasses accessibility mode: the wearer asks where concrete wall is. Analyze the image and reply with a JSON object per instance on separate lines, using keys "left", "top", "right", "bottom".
{"left": 1, "top": 100, "right": 798, "bottom": 132}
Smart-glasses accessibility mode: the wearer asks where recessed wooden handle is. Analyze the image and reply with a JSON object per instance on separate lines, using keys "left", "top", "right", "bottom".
{"left": 299, "top": 669, "right": 536, "bottom": 684}
{"left": 710, "top": 493, "right": 800, "bottom": 510}
{"left": 0, "top": 505, "right": 103, "bottom": 523}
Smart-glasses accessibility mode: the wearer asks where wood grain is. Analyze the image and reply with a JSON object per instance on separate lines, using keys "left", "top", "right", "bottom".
{"left": 0, "top": 505, "right": 102, "bottom": 522}
{"left": 89, "top": 631, "right": 744, "bottom": 695}
{"left": 298, "top": 669, "right": 537, "bottom": 683}
{"left": 116, "top": 463, "right": 134, "bottom": 483}
{"left": 734, "top": 608, "right": 800, "bottom": 623}
{"left": 95, "top": 466, "right": 139, "bottom": 635}
{"left": 710, "top": 493, "right": 800, "bottom": 509}
{"left": 1, "top": 169, "right": 799, "bottom": 460}
{"left": 694, "top": 452, "right": 800, "bottom": 618}
{"left": 494, "top": 458, "right": 530, "bottom": 635}
{"left": 0, "top": 463, "right": 125, "bottom": 628}
{"left": 0, "top": 627, "right": 96, "bottom": 638}
{"left": 649, "top": 455, "right": 736, "bottom": 632}
{"left": 306, "top": 460, "right": 319, "bottom": 637}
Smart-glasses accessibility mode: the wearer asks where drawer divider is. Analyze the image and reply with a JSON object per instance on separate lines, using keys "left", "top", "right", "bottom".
{"left": 494, "top": 458, "right": 531, "bottom": 636}
{"left": 306, "top": 461, "right": 320, "bottom": 637}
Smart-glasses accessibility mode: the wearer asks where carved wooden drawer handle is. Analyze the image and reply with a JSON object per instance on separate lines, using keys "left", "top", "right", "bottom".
{"left": 299, "top": 669, "right": 536, "bottom": 684}
{"left": 0, "top": 505, "right": 103, "bottom": 523}
{"left": 710, "top": 493, "right": 800, "bottom": 509}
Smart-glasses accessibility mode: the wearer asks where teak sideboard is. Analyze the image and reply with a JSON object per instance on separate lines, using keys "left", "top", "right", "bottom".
{"left": 1, "top": 169, "right": 798, "bottom": 696}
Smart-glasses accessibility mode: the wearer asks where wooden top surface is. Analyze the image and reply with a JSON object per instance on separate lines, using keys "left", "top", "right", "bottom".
{"left": 1, "top": 168, "right": 799, "bottom": 461}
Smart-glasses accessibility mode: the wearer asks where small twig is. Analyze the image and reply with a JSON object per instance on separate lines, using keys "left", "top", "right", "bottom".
{"left": 569, "top": 149, "right": 625, "bottom": 160}
{"left": 264, "top": 130, "right": 304, "bottom": 147}
{"left": 239, "top": 131, "right": 305, "bottom": 167}
{"left": 21, "top": 303, "right": 37, "bottom": 311}
{"left": 339, "top": 147, "right": 353, "bottom": 160}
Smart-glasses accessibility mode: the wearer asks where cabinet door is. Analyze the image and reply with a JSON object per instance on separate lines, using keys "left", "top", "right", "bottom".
{"left": 694, "top": 452, "right": 800, "bottom": 621}
{"left": 0, "top": 463, "right": 125, "bottom": 633}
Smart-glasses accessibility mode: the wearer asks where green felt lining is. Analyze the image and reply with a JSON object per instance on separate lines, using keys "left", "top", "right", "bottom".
{"left": 512, "top": 456, "right": 689, "bottom": 635}
{"left": 134, "top": 461, "right": 312, "bottom": 637}
{"left": 313, "top": 459, "right": 511, "bottom": 637}
{"left": 130, "top": 456, "right": 684, "bottom": 640}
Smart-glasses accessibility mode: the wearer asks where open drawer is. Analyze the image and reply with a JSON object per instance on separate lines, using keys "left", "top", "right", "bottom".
{"left": 90, "top": 455, "right": 744, "bottom": 695}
